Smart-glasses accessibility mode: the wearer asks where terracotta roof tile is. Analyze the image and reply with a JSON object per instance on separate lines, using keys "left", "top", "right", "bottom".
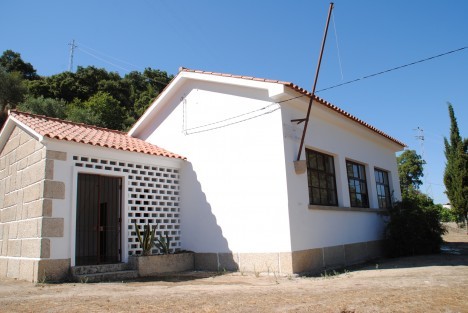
{"left": 9, "top": 111, "right": 186, "bottom": 160}
{"left": 179, "top": 68, "right": 406, "bottom": 147}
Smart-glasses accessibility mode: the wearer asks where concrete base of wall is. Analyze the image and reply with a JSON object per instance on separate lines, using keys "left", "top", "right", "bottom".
{"left": 129, "top": 253, "right": 194, "bottom": 277}
{"left": 0, "top": 257, "right": 70, "bottom": 282}
{"left": 0, "top": 240, "right": 384, "bottom": 282}
{"left": 194, "top": 240, "right": 385, "bottom": 274}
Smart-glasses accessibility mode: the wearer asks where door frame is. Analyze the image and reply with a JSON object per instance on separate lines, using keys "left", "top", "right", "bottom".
{"left": 71, "top": 167, "right": 129, "bottom": 267}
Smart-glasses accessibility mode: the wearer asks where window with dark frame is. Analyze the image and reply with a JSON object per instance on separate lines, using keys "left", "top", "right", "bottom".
{"left": 346, "top": 161, "right": 369, "bottom": 208}
{"left": 306, "top": 149, "right": 338, "bottom": 206}
{"left": 375, "top": 168, "right": 392, "bottom": 209}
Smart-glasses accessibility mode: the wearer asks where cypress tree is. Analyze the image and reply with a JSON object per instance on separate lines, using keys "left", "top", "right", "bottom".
{"left": 443, "top": 103, "right": 468, "bottom": 230}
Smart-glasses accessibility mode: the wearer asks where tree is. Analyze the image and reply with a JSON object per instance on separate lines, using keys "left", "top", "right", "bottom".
{"left": 0, "top": 50, "right": 174, "bottom": 131}
{"left": 0, "top": 50, "right": 38, "bottom": 80}
{"left": 397, "top": 149, "right": 426, "bottom": 193}
{"left": 18, "top": 96, "right": 67, "bottom": 119}
{"left": 0, "top": 66, "right": 27, "bottom": 126}
{"left": 67, "top": 92, "right": 125, "bottom": 130}
{"left": 443, "top": 103, "right": 468, "bottom": 228}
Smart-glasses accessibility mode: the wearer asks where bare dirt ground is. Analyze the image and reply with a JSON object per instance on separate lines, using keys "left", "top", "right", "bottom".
{"left": 1, "top": 223, "right": 467, "bottom": 313}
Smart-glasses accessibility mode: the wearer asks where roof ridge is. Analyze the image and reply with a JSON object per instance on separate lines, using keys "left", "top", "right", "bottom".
{"left": 179, "top": 67, "right": 293, "bottom": 86}
{"left": 9, "top": 110, "right": 128, "bottom": 135}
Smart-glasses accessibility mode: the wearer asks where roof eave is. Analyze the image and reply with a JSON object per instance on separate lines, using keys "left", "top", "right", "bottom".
{"left": 0, "top": 112, "right": 45, "bottom": 152}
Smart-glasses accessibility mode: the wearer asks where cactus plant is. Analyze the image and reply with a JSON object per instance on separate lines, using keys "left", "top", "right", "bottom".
{"left": 134, "top": 221, "right": 156, "bottom": 256}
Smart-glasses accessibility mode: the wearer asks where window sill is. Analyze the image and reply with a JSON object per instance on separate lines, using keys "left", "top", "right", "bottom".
{"left": 308, "top": 205, "right": 387, "bottom": 213}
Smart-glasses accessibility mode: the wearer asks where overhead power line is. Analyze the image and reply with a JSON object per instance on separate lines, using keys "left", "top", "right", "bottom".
{"left": 77, "top": 42, "right": 141, "bottom": 70}
{"left": 77, "top": 46, "right": 133, "bottom": 73}
{"left": 316, "top": 46, "right": 468, "bottom": 93}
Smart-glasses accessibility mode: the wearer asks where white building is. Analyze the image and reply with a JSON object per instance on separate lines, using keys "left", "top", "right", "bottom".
{"left": 129, "top": 68, "right": 405, "bottom": 273}
{"left": 0, "top": 68, "right": 405, "bottom": 281}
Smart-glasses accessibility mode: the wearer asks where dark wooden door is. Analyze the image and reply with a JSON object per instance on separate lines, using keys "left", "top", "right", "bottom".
{"left": 76, "top": 173, "right": 122, "bottom": 266}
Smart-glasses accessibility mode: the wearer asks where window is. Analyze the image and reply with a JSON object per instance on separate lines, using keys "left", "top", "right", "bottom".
{"left": 346, "top": 161, "right": 369, "bottom": 208}
{"left": 306, "top": 149, "right": 338, "bottom": 206}
{"left": 375, "top": 169, "right": 392, "bottom": 209}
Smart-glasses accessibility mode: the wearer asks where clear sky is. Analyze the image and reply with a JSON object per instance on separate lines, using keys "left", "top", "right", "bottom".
{"left": 1, "top": 0, "right": 467, "bottom": 204}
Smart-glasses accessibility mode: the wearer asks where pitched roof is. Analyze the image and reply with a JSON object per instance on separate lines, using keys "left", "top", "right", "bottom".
{"left": 179, "top": 68, "right": 406, "bottom": 147}
{"left": 8, "top": 110, "right": 186, "bottom": 159}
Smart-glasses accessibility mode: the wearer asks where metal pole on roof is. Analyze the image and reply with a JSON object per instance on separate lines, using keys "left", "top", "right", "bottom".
{"left": 296, "top": 2, "right": 334, "bottom": 161}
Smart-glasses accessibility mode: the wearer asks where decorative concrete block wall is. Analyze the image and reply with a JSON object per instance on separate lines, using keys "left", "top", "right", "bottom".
{"left": 0, "top": 127, "right": 68, "bottom": 282}
{"left": 72, "top": 155, "right": 181, "bottom": 256}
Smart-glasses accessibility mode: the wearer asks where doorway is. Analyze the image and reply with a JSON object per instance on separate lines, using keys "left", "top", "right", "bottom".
{"left": 75, "top": 173, "right": 122, "bottom": 266}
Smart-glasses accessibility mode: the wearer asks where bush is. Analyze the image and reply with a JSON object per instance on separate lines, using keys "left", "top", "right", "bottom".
{"left": 384, "top": 191, "right": 446, "bottom": 257}
{"left": 438, "top": 205, "right": 458, "bottom": 223}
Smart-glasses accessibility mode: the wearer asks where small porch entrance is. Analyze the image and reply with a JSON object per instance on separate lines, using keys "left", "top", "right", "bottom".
{"left": 75, "top": 173, "right": 122, "bottom": 266}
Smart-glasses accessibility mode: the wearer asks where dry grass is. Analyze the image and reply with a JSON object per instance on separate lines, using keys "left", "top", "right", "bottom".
{"left": 1, "top": 225, "right": 467, "bottom": 313}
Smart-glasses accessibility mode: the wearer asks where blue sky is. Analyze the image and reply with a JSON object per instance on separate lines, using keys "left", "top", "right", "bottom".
{"left": 1, "top": 0, "right": 467, "bottom": 204}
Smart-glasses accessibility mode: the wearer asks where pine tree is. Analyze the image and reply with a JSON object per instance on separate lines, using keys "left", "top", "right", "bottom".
{"left": 443, "top": 103, "right": 468, "bottom": 230}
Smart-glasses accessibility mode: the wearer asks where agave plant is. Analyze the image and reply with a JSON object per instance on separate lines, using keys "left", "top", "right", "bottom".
{"left": 155, "top": 231, "right": 171, "bottom": 255}
{"left": 134, "top": 221, "right": 156, "bottom": 256}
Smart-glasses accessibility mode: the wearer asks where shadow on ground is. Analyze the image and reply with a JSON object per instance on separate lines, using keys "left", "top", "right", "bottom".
{"left": 125, "top": 271, "right": 227, "bottom": 283}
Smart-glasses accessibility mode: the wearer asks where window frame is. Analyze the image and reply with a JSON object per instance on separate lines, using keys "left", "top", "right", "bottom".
{"left": 346, "top": 160, "right": 369, "bottom": 208}
{"left": 305, "top": 149, "right": 338, "bottom": 206}
{"left": 374, "top": 168, "right": 392, "bottom": 209}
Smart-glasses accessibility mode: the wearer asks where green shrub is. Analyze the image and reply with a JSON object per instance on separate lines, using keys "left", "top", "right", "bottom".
{"left": 384, "top": 191, "right": 446, "bottom": 257}
{"left": 438, "top": 205, "right": 458, "bottom": 222}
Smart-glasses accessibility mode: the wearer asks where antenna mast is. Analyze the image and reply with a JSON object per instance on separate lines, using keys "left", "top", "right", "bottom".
{"left": 68, "top": 39, "right": 77, "bottom": 72}
{"left": 295, "top": 3, "right": 334, "bottom": 161}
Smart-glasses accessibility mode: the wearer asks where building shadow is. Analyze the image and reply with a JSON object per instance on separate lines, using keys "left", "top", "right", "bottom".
{"left": 179, "top": 162, "right": 238, "bottom": 271}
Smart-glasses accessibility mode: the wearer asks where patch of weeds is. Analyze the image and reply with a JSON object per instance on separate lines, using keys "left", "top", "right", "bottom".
{"left": 273, "top": 270, "right": 280, "bottom": 284}
{"left": 79, "top": 276, "right": 89, "bottom": 284}
{"left": 36, "top": 270, "right": 48, "bottom": 284}
{"left": 320, "top": 268, "right": 349, "bottom": 279}
{"left": 254, "top": 266, "right": 260, "bottom": 278}
{"left": 340, "top": 307, "right": 355, "bottom": 313}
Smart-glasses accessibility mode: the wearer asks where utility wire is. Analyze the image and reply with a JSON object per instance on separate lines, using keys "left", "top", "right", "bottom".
{"left": 75, "top": 44, "right": 171, "bottom": 86}
{"left": 76, "top": 42, "right": 142, "bottom": 70}
{"left": 332, "top": 11, "right": 344, "bottom": 80}
{"left": 316, "top": 46, "right": 468, "bottom": 93}
{"left": 185, "top": 45, "right": 467, "bottom": 135}
{"left": 77, "top": 47, "right": 133, "bottom": 73}
{"left": 184, "top": 94, "right": 305, "bottom": 133}
{"left": 185, "top": 106, "right": 281, "bottom": 135}
{"left": 184, "top": 103, "right": 278, "bottom": 132}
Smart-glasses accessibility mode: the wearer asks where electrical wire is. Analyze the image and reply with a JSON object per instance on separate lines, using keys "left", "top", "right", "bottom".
{"left": 76, "top": 42, "right": 141, "bottom": 70}
{"left": 184, "top": 103, "right": 278, "bottom": 132}
{"left": 75, "top": 44, "right": 171, "bottom": 86}
{"left": 183, "top": 92, "right": 308, "bottom": 134}
{"left": 332, "top": 11, "right": 344, "bottom": 80}
{"left": 77, "top": 47, "right": 133, "bottom": 73}
{"left": 185, "top": 105, "right": 281, "bottom": 135}
{"left": 316, "top": 46, "right": 468, "bottom": 93}
{"left": 183, "top": 43, "right": 467, "bottom": 135}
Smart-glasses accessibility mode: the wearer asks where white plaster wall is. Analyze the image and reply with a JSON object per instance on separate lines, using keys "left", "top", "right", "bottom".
{"left": 282, "top": 98, "right": 403, "bottom": 251}
{"left": 139, "top": 80, "right": 292, "bottom": 253}
{"left": 44, "top": 140, "right": 182, "bottom": 264}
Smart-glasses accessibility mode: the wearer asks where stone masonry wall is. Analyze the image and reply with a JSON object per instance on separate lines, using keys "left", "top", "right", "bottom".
{"left": 0, "top": 126, "right": 68, "bottom": 282}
